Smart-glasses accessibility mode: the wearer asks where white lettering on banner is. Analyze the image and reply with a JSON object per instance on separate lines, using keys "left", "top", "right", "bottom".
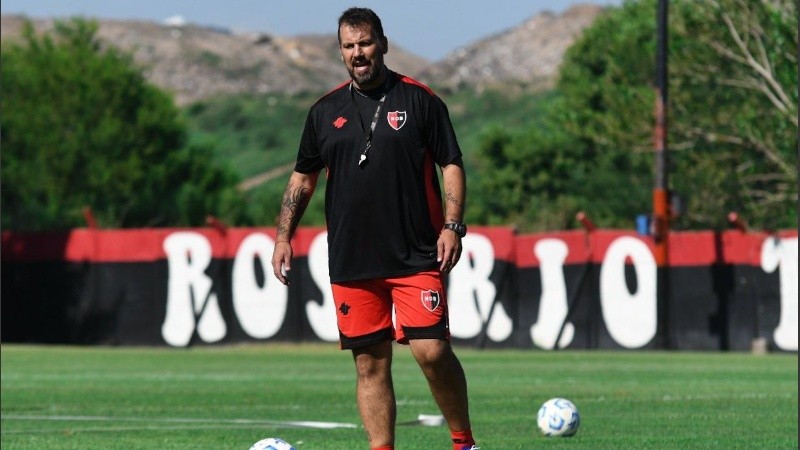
{"left": 231, "top": 233, "right": 288, "bottom": 339}
{"left": 530, "top": 239, "right": 574, "bottom": 350}
{"left": 600, "top": 237, "right": 657, "bottom": 348}
{"left": 306, "top": 232, "right": 339, "bottom": 341}
{"left": 448, "top": 234, "right": 513, "bottom": 341}
{"left": 155, "top": 230, "right": 794, "bottom": 349}
{"left": 761, "top": 237, "right": 798, "bottom": 351}
{"left": 162, "top": 232, "right": 226, "bottom": 347}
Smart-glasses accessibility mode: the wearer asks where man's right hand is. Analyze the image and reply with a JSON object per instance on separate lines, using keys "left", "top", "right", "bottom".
{"left": 272, "top": 241, "right": 293, "bottom": 285}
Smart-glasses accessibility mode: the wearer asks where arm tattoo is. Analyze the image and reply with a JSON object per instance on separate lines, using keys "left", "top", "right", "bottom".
{"left": 443, "top": 189, "right": 465, "bottom": 223}
{"left": 277, "top": 185, "right": 311, "bottom": 238}
{"left": 444, "top": 190, "right": 463, "bottom": 209}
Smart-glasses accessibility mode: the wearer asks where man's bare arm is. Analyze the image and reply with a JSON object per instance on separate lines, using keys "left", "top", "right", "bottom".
{"left": 276, "top": 171, "right": 319, "bottom": 241}
{"left": 438, "top": 161, "right": 466, "bottom": 272}
{"left": 441, "top": 161, "right": 466, "bottom": 224}
{"left": 272, "top": 170, "right": 319, "bottom": 285}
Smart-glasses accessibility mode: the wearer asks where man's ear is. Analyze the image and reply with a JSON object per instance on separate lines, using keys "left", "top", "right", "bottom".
{"left": 380, "top": 36, "right": 389, "bottom": 55}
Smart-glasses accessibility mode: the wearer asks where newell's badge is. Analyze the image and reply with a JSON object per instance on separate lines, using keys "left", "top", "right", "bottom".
{"left": 421, "top": 290, "right": 441, "bottom": 312}
{"left": 387, "top": 111, "right": 407, "bottom": 130}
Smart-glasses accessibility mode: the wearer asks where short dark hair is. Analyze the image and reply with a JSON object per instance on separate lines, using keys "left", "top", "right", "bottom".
{"left": 337, "top": 7, "right": 385, "bottom": 42}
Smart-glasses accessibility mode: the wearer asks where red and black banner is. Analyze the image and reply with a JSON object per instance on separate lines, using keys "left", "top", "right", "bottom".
{"left": 2, "top": 227, "right": 796, "bottom": 351}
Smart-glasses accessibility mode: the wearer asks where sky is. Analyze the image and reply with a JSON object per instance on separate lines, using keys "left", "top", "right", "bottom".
{"left": 1, "top": 0, "right": 622, "bottom": 61}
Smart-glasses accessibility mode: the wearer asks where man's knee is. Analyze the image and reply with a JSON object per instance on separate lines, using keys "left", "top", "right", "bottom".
{"left": 353, "top": 341, "right": 393, "bottom": 379}
{"left": 410, "top": 339, "right": 452, "bottom": 369}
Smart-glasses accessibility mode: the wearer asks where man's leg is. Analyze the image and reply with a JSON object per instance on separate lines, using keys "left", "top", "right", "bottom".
{"left": 408, "top": 339, "right": 474, "bottom": 439}
{"left": 352, "top": 340, "right": 396, "bottom": 449}
{"left": 389, "top": 271, "right": 476, "bottom": 448}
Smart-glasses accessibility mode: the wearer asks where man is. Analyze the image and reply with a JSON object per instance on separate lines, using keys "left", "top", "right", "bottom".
{"left": 271, "top": 7, "right": 478, "bottom": 450}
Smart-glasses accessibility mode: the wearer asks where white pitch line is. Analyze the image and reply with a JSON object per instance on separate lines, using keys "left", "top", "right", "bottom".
{"left": 1, "top": 414, "right": 358, "bottom": 429}
{"left": 1, "top": 424, "right": 281, "bottom": 434}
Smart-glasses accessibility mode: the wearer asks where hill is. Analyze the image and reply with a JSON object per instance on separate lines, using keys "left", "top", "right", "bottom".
{"left": 418, "top": 4, "right": 603, "bottom": 92}
{"left": 1, "top": 4, "right": 603, "bottom": 104}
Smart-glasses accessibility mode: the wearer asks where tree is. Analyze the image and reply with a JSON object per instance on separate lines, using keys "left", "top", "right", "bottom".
{"left": 670, "top": 0, "right": 797, "bottom": 229}
{"left": 1, "top": 19, "right": 247, "bottom": 230}
{"left": 471, "top": 0, "right": 797, "bottom": 231}
{"left": 470, "top": 107, "right": 597, "bottom": 230}
{"left": 473, "top": 0, "right": 656, "bottom": 230}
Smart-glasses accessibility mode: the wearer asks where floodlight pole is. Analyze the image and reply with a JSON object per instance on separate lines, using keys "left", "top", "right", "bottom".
{"left": 653, "top": 0, "right": 671, "bottom": 349}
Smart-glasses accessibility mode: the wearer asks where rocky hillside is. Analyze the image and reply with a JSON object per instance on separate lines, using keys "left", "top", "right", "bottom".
{"left": 1, "top": 4, "right": 604, "bottom": 105}
{"left": 418, "top": 4, "right": 603, "bottom": 91}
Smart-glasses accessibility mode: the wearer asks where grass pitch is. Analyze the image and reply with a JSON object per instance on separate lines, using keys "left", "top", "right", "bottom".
{"left": 1, "top": 344, "right": 797, "bottom": 449}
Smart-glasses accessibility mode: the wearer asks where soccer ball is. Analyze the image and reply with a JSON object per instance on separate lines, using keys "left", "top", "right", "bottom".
{"left": 537, "top": 397, "right": 580, "bottom": 437}
{"left": 248, "top": 437, "right": 296, "bottom": 450}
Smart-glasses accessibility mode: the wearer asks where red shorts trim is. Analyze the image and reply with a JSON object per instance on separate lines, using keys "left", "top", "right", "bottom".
{"left": 331, "top": 270, "right": 450, "bottom": 348}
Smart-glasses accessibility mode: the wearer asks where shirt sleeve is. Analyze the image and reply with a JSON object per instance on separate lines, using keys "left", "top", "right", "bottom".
{"left": 425, "top": 95, "right": 463, "bottom": 167}
{"left": 294, "top": 109, "right": 326, "bottom": 174}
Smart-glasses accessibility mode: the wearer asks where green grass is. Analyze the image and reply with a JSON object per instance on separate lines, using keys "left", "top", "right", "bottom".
{"left": 1, "top": 344, "right": 797, "bottom": 449}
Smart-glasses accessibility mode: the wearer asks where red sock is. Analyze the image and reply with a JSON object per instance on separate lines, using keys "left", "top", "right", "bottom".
{"left": 451, "top": 428, "right": 476, "bottom": 449}
{"left": 371, "top": 446, "right": 394, "bottom": 450}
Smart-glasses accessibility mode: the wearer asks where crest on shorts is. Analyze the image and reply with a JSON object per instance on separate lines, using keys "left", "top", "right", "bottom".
{"left": 387, "top": 111, "right": 407, "bottom": 130}
{"left": 420, "top": 289, "right": 441, "bottom": 312}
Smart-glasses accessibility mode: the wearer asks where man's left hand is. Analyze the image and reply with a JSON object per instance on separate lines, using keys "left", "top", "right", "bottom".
{"left": 437, "top": 230, "right": 462, "bottom": 273}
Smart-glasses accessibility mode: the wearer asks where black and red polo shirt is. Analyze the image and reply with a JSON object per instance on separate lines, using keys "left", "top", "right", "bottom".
{"left": 294, "top": 69, "right": 463, "bottom": 283}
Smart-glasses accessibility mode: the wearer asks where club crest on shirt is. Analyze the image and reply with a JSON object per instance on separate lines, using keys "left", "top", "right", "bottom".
{"left": 420, "top": 289, "right": 441, "bottom": 312}
{"left": 387, "top": 111, "right": 406, "bottom": 130}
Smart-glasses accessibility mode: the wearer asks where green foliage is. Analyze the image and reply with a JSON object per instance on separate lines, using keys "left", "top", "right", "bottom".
{"left": 182, "top": 92, "right": 326, "bottom": 226}
{"left": 557, "top": 1, "right": 658, "bottom": 153}
{"left": 440, "top": 87, "right": 560, "bottom": 158}
{"left": 669, "top": 0, "right": 798, "bottom": 230}
{"left": 1, "top": 18, "right": 247, "bottom": 230}
{"left": 471, "top": 1, "right": 657, "bottom": 231}
{"left": 181, "top": 86, "right": 554, "bottom": 227}
{"left": 470, "top": 121, "right": 583, "bottom": 230}
{"left": 472, "top": 0, "right": 797, "bottom": 231}
{"left": 183, "top": 93, "right": 314, "bottom": 178}
{"left": 22, "top": 1, "right": 787, "bottom": 232}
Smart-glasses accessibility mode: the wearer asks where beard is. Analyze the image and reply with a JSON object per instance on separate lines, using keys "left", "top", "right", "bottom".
{"left": 347, "top": 59, "right": 384, "bottom": 88}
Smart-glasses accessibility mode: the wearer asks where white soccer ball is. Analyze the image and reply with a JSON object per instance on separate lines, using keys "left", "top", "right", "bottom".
{"left": 537, "top": 397, "right": 580, "bottom": 437}
{"left": 248, "top": 437, "right": 296, "bottom": 450}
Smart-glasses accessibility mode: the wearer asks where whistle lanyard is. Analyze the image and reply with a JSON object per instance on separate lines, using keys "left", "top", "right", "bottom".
{"left": 350, "top": 82, "right": 387, "bottom": 166}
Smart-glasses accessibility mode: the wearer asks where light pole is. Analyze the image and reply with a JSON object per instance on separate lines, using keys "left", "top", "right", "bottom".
{"left": 653, "top": 0, "right": 671, "bottom": 349}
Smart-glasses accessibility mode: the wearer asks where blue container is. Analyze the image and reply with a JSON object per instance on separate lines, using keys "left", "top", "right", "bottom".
{"left": 636, "top": 215, "right": 651, "bottom": 235}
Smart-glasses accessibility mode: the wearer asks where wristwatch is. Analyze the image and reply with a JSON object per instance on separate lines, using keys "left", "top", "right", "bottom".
{"left": 443, "top": 222, "right": 467, "bottom": 238}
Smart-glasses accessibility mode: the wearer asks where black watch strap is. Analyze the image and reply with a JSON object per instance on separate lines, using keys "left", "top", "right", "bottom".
{"left": 443, "top": 222, "right": 467, "bottom": 238}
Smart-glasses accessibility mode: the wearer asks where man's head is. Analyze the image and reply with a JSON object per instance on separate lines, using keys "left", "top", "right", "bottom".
{"left": 338, "top": 7, "right": 388, "bottom": 90}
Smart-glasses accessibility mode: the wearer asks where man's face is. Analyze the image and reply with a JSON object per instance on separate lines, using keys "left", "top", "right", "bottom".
{"left": 338, "top": 23, "right": 386, "bottom": 90}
